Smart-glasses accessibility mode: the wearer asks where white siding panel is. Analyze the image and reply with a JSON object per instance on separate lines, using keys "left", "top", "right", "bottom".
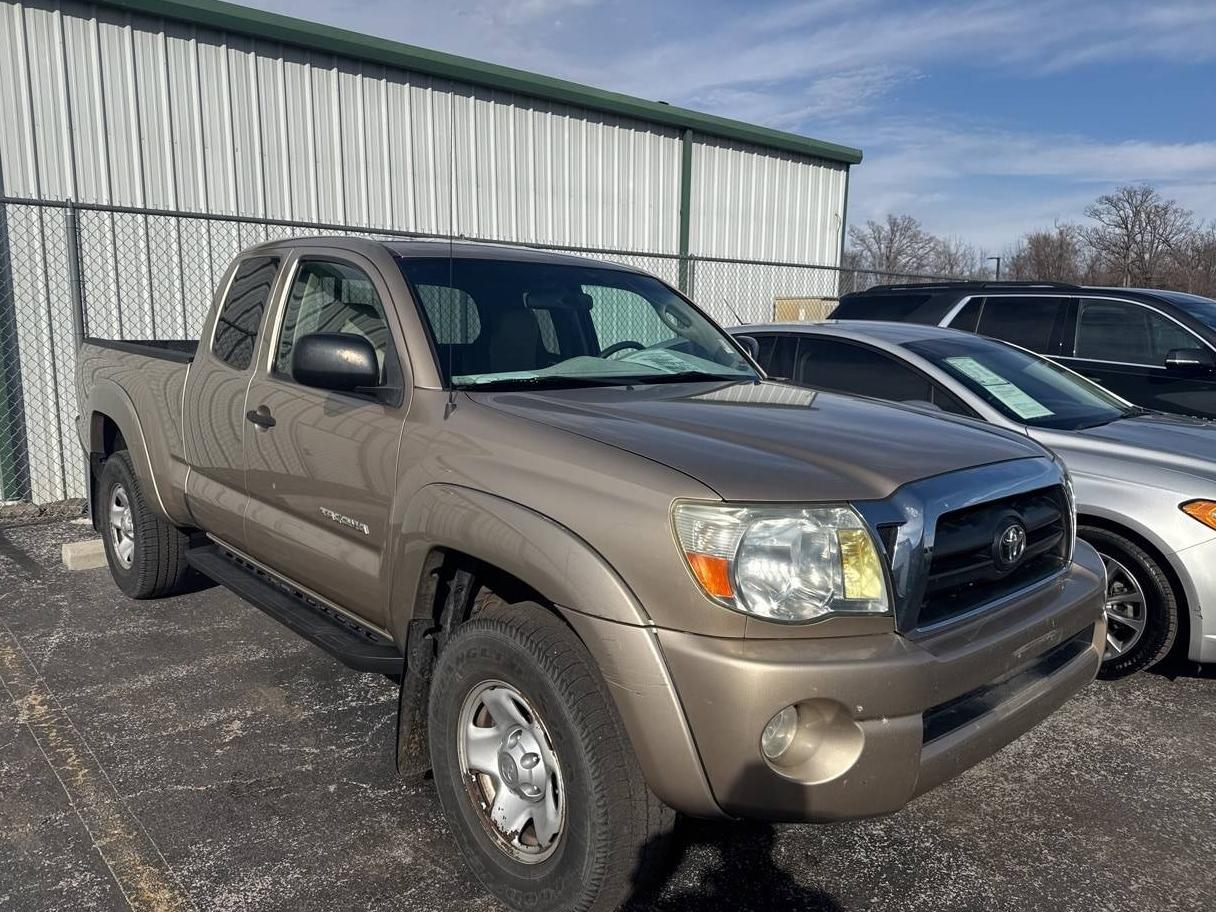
{"left": 1, "top": 2, "right": 684, "bottom": 252}
{"left": 690, "top": 136, "right": 847, "bottom": 266}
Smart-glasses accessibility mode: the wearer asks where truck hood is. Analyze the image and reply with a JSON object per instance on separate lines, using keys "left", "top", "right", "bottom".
{"left": 472, "top": 381, "right": 1046, "bottom": 502}
{"left": 1032, "top": 411, "right": 1216, "bottom": 483}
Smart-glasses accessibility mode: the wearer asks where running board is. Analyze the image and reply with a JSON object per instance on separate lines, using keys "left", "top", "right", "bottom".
{"left": 187, "top": 543, "right": 403, "bottom": 675}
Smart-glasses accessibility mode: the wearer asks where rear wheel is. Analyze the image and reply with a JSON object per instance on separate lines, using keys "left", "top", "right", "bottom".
{"left": 1079, "top": 525, "right": 1179, "bottom": 679}
{"left": 428, "top": 602, "right": 672, "bottom": 912}
{"left": 98, "top": 451, "right": 192, "bottom": 599}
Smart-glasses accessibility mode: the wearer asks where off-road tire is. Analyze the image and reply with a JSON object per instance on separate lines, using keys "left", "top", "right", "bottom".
{"left": 428, "top": 602, "right": 673, "bottom": 912}
{"left": 98, "top": 450, "right": 192, "bottom": 599}
{"left": 1080, "top": 525, "right": 1179, "bottom": 679}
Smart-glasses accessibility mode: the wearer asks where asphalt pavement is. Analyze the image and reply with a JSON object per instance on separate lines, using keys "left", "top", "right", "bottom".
{"left": 1, "top": 520, "right": 1213, "bottom": 912}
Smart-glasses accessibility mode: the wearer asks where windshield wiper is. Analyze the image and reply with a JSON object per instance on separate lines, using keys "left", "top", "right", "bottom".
{"left": 454, "top": 375, "right": 637, "bottom": 391}
{"left": 621, "top": 370, "right": 755, "bottom": 386}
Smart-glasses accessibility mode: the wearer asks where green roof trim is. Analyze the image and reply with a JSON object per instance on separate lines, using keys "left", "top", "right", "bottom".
{"left": 97, "top": 0, "right": 862, "bottom": 166}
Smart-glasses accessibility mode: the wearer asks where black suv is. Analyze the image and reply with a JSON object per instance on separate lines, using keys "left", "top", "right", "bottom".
{"left": 830, "top": 282, "right": 1216, "bottom": 418}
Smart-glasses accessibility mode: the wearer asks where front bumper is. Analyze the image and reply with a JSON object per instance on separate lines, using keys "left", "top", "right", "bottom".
{"left": 658, "top": 541, "right": 1106, "bottom": 823}
{"left": 1172, "top": 536, "right": 1216, "bottom": 663}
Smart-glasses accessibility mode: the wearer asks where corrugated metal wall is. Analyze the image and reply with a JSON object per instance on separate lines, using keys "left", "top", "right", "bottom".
{"left": 689, "top": 136, "right": 847, "bottom": 264}
{"left": 0, "top": 0, "right": 684, "bottom": 251}
{"left": 0, "top": 0, "right": 848, "bottom": 506}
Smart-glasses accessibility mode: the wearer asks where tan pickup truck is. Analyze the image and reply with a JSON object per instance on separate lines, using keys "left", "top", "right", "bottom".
{"left": 76, "top": 237, "right": 1106, "bottom": 912}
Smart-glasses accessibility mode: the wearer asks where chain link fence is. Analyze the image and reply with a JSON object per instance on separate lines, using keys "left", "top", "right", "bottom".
{"left": 0, "top": 197, "right": 949, "bottom": 522}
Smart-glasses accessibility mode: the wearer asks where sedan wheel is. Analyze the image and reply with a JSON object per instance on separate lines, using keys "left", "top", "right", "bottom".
{"left": 1099, "top": 553, "right": 1147, "bottom": 661}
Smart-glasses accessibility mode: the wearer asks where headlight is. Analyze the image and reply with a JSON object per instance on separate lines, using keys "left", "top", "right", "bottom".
{"left": 672, "top": 502, "right": 890, "bottom": 622}
{"left": 1181, "top": 500, "right": 1216, "bottom": 530}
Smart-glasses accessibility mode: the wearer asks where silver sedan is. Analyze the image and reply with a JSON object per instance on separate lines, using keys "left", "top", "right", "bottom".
{"left": 732, "top": 320, "right": 1216, "bottom": 678}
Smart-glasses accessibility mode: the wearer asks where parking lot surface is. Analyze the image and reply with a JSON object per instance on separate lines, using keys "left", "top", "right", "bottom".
{"left": 1, "top": 520, "right": 1213, "bottom": 912}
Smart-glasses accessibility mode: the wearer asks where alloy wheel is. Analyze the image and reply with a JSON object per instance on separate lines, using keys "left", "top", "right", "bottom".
{"left": 1099, "top": 553, "right": 1147, "bottom": 660}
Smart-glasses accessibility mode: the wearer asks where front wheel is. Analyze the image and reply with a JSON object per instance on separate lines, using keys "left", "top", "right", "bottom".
{"left": 428, "top": 602, "right": 672, "bottom": 912}
{"left": 1080, "top": 526, "right": 1179, "bottom": 679}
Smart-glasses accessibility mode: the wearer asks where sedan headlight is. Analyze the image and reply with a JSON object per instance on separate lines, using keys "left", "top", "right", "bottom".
{"left": 672, "top": 502, "right": 890, "bottom": 622}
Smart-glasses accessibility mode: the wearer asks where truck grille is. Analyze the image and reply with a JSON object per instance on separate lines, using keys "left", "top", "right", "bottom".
{"left": 918, "top": 485, "right": 1070, "bottom": 629}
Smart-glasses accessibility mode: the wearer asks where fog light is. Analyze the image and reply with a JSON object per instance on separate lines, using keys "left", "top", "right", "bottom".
{"left": 761, "top": 706, "right": 799, "bottom": 761}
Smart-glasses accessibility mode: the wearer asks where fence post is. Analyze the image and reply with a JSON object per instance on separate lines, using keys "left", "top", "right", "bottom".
{"left": 64, "top": 199, "right": 85, "bottom": 348}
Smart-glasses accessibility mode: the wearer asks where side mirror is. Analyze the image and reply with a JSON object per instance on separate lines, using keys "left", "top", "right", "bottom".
{"left": 291, "top": 333, "right": 379, "bottom": 392}
{"left": 1164, "top": 348, "right": 1216, "bottom": 372}
{"left": 734, "top": 334, "right": 760, "bottom": 360}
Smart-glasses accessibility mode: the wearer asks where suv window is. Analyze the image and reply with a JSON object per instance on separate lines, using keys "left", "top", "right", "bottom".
{"left": 1074, "top": 298, "right": 1201, "bottom": 365}
{"left": 972, "top": 296, "right": 1066, "bottom": 353}
{"left": 831, "top": 293, "right": 932, "bottom": 321}
{"left": 212, "top": 256, "right": 279, "bottom": 370}
{"left": 276, "top": 260, "right": 396, "bottom": 386}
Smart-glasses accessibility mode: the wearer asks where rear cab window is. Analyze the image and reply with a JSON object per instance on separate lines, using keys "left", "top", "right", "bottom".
{"left": 212, "top": 256, "right": 280, "bottom": 370}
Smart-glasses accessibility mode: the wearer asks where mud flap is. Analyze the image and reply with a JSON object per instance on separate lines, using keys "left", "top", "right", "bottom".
{"left": 395, "top": 563, "right": 477, "bottom": 780}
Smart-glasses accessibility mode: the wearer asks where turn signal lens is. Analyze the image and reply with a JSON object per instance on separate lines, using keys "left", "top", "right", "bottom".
{"left": 685, "top": 553, "right": 734, "bottom": 599}
{"left": 838, "top": 528, "right": 885, "bottom": 600}
{"left": 1182, "top": 500, "right": 1216, "bottom": 530}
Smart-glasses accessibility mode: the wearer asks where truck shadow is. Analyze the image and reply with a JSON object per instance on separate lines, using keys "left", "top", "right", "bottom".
{"left": 624, "top": 817, "right": 843, "bottom": 912}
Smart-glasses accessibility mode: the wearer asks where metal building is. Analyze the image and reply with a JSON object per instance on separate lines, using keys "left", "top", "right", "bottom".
{"left": 0, "top": 0, "right": 861, "bottom": 508}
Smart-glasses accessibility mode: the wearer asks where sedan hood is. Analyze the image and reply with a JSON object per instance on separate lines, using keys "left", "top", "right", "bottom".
{"left": 1034, "top": 411, "right": 1216, "bottom": 481}
{"left": 472, "top": 381, "right": 1047, "bottom": 502}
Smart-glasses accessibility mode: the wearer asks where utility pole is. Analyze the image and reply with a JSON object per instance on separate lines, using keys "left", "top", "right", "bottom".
{"left": 987, "top": 256, "right": 1002, "bottom": 281}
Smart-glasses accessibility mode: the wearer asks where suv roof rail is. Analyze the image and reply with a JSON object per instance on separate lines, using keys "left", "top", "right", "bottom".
{"left": 862, "top": 280, "right": 1082, "bottom": 293}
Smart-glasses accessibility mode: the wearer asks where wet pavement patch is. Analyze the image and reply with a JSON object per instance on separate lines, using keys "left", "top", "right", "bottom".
{"left": 1, "top": 520, "right": 1214, "bottom": 912}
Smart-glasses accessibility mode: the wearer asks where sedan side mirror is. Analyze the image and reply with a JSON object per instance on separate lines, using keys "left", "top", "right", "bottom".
{"left": 1164, "top": 348, "right": 1216, "bottom": 373}
{"left": 734, "top": 334, "right": 760, "bottom": 359}
{"left": 291, "top": 333, "right": 380, "bottom": 392}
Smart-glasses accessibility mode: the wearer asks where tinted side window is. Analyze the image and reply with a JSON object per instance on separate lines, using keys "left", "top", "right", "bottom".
{"left": 212, "top": 256, "right": 279, "bottom": 370}
{"left": 832, "top": 293, "right": 932, "bottom": 321}
{"left": 1074, "top": 298, "right": 1201, "bottom": 365}
{"left": 750, "top": 334, "right": 798, "bottom": 378}
{"left": 974, "top": 296, "right": 1066, "bottom": 352}
{"left": 793, "top": 337, "right": 934, "bottom": 402}
{"left": 276, "top": 260, "right": 396, "bottom": 386}
{"left": 949, "top": 298, "right": 983, "bottom": 333}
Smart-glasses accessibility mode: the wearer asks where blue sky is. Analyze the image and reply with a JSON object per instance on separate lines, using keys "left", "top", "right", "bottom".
{"left": 246, "top": 0, "right": 1216, "bottom": 251}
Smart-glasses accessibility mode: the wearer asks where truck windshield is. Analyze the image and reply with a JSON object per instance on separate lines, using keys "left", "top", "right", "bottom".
{"left": 397, "top": 257, "right": 757, "bottom": 389}
{"left": 904, "top": 336, "right": 1135, "bottom": 430}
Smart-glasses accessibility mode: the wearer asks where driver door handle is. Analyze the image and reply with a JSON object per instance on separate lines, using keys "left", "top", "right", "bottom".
{"left": 246, "top": 405, "right": 276, "bottom": 429}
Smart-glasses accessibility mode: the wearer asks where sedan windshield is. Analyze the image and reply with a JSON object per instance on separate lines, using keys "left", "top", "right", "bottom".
{"left": 905, "top": 337, "right": 1135, "bottom": 430}
{"left": 397, "top": 257, "right": 757, "bottom": 389}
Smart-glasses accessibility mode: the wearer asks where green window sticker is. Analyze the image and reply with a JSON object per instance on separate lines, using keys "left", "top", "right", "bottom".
{"left": 945, "top": 356, "right": 1054, "bottom": 420}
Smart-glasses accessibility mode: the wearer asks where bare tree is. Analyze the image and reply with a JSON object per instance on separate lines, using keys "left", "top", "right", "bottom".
{"left": 932, "top": 236, "right": 983, "bottom": 278}
{"left": 1005, "top": 223, "right": 1084, "bottom": 283}
{"left": 1167, "top": 222, "right": 1216, "bottom": 296}
{"left": 848, "top": 214, "right": 939, "bottom": 274}
{"left": 1081, "top": 184, "right": 1194, "bottom": 287}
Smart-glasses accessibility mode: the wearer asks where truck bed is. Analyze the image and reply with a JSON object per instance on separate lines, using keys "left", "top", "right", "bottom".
{"left": 82, "top": 338, "right": 198, "bottom": 363}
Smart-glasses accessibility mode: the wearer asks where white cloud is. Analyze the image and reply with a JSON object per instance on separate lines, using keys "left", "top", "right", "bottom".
{"left": 850, "top": 120, "right": 1216, "bottom": 247}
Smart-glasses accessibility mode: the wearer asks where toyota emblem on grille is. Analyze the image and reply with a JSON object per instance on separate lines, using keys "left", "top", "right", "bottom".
{"left": 994, "top": 521, "right": 1028, "bottom": 570}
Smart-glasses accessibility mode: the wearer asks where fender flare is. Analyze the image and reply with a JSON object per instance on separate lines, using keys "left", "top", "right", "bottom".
{"left": 390, "top": 484, "right": 723, "bottom": 818}
{"left": 85, "top": 380, "right": 174, "bottom": 522}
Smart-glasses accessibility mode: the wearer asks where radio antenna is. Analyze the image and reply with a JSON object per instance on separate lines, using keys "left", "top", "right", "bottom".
{"left": 444, "top": 89, "right": 458, "bottom": 418}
